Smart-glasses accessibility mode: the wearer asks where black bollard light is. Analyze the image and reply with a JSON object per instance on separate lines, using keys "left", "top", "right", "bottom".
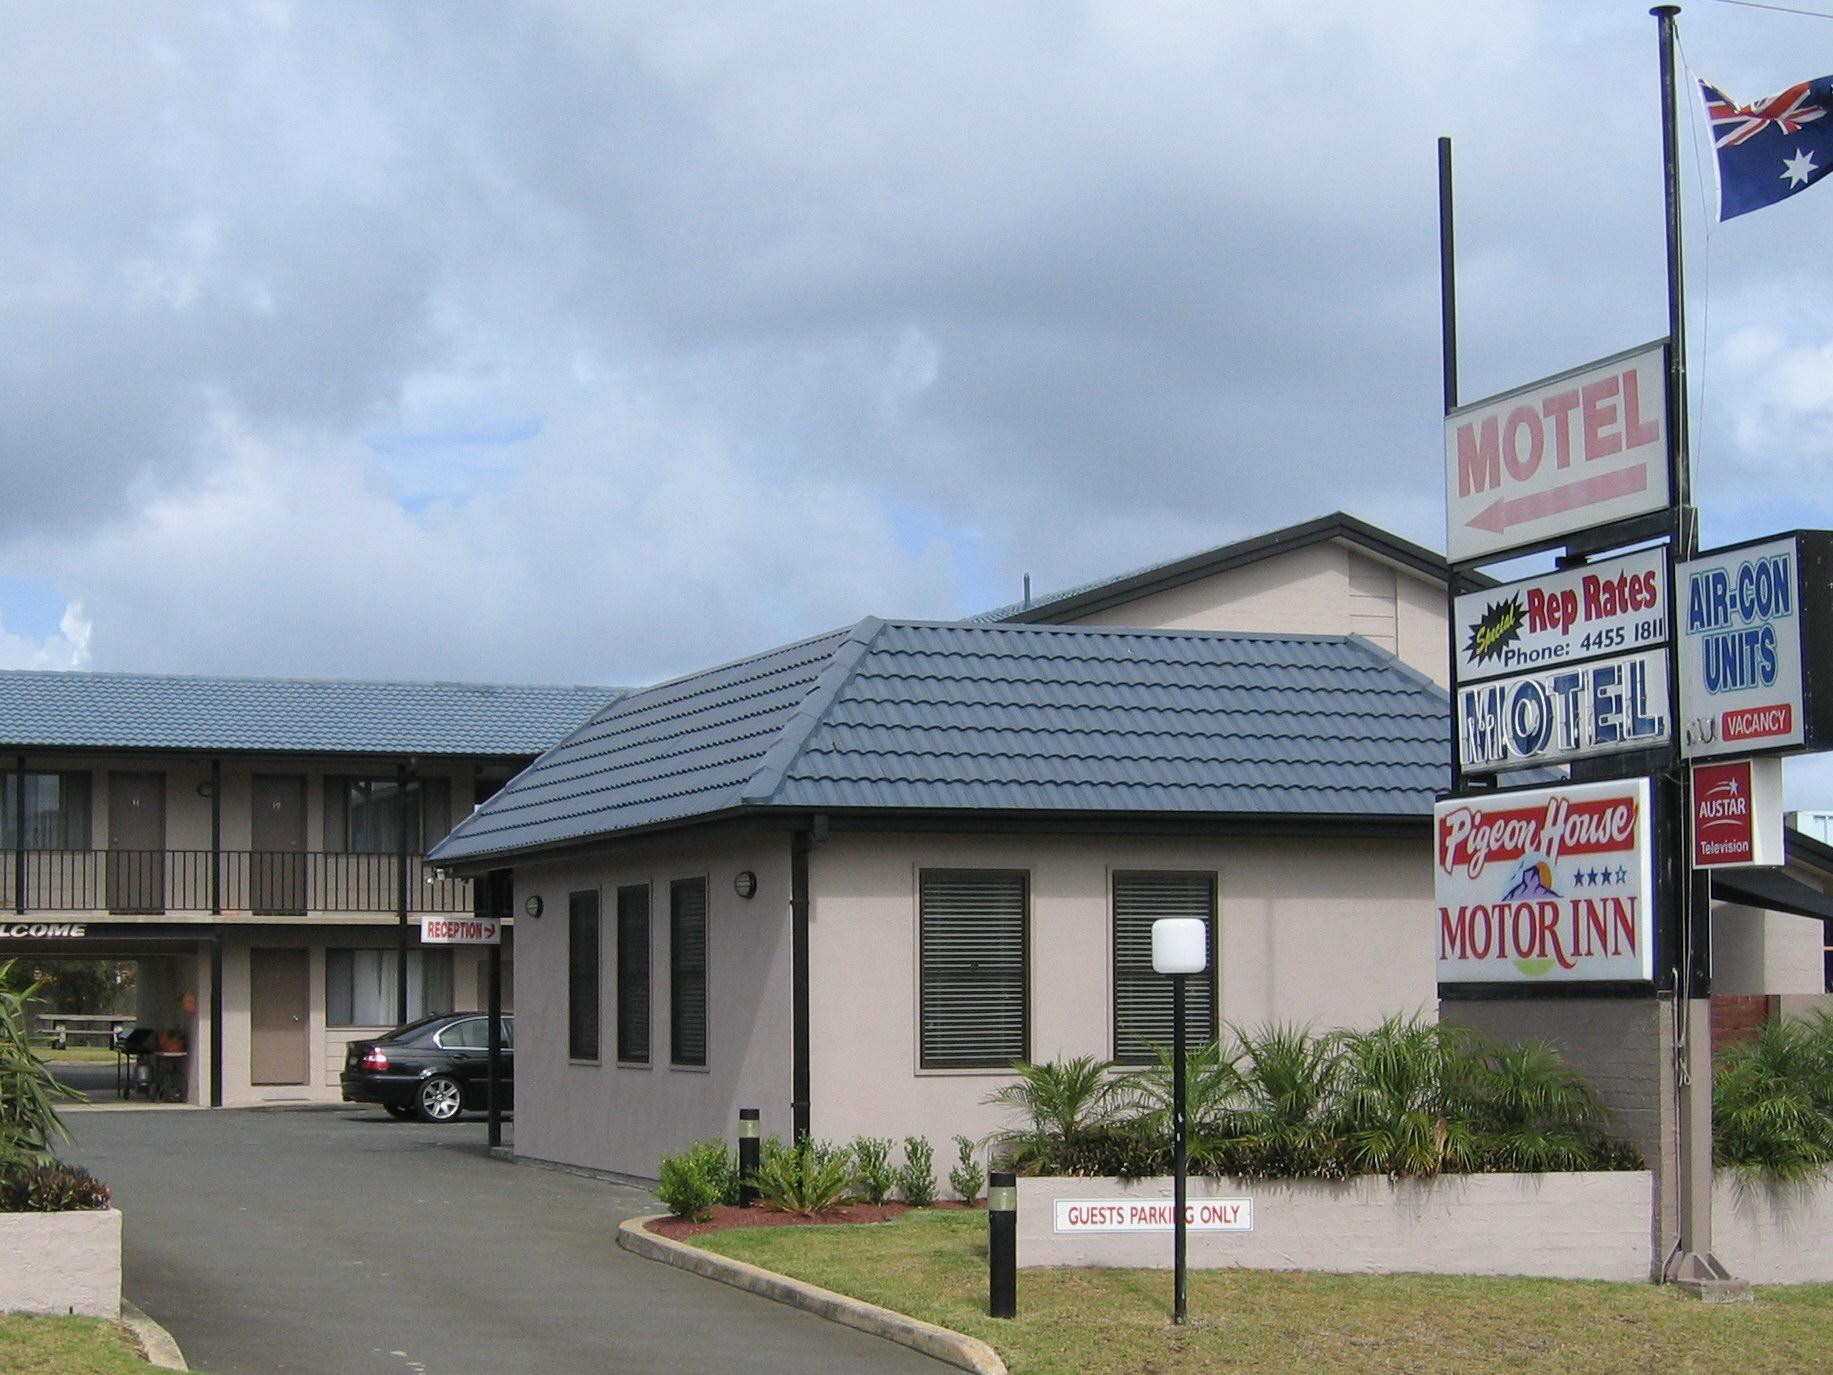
{"left": 737, "top": 1107, "right": 760, "bottom": 1209}
{"left": 1152, "top": 917, "right": 1208, "bottom": 1327}
{"left": 988, "top": 1170, "right": 1017, "bottom": 1318}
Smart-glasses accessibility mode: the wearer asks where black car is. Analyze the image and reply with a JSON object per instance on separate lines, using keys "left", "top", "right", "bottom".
{"left": 340, "top": 1012, "right": 514, "bottom": 1123}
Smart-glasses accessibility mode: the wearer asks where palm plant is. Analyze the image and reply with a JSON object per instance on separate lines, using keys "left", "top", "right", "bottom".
{"left": 1466, "top": 1037, "right": 1610, "bottom": 1172}
{"left": 1119, "top": 1038, "right": 1248, "bottom": 1153}
{"left": 983, "top": 1055, "right": 1123, "bottom": 1172}
{"left": 1224, "top": 1023, "right": 1346, "bottom": 1179}
{"left": 1331, "top": 1016, "right": 1479, "bottom": 1178}
{"left": 0, "top": 961, "right": 78, "bottom": 1168}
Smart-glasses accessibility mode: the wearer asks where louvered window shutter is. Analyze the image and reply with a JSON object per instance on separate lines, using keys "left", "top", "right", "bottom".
{"left": 670, "top": 878, "right": 708, "bottom": 1067}
{"left": 919, "top": 870, "right": 1028, "bottom": 1069}
{"left": 1112, "top": 872, "right": 1217, "bottom": 1064}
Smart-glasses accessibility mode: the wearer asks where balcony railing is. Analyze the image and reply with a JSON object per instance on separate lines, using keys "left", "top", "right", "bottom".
{"left": 0, "top": 850, "right": 472, "bottom": 917}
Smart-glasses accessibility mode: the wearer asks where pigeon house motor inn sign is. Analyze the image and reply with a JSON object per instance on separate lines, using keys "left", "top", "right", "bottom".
{"left": 1435, "top": 779, "right": 1654, "bottom": 986}
{"left": 1445, "top": 341, "right": 1670, "bottom": 565}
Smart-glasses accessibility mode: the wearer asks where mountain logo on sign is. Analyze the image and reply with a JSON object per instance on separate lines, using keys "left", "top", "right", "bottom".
{"left": 1465, "top": 595, "right": 1525, "bottom": 665}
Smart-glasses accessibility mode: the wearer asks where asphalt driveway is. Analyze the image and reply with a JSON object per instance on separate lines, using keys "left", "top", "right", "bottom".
{"left": 63, "top": 1106, "right": 949, "bottom": 1375}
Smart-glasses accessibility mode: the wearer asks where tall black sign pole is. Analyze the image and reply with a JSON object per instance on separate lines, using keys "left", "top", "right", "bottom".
{"left": 1652, "top": 4, "right": 1735, "bottom": 1295}
{"left": 1438, "top": 136, "right": 1466, "bottom": 797}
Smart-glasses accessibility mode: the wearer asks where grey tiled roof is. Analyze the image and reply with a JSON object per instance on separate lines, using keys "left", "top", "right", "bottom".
{"left": 430, "top": 618, "right": 1450, "bottom": 864}
{"left": 0, "top": 670, "right": 623, "bottom": 758}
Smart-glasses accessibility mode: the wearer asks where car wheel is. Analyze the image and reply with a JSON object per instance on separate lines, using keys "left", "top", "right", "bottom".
{"left": 416, "top": 1075, "right": 463, "bottom": 1123}
{"left": 383, "top": 1103, "right": 416, "bottom": 1121}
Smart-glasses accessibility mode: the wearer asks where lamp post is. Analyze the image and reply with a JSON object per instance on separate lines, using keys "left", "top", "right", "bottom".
{"left": 1152, "top": 917, "right": 1207, "bottom": 1326}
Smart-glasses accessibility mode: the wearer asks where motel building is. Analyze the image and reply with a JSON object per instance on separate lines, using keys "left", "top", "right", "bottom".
{"left": 0, "top": 671, "right": 618, "bottom": 1106}
{"left": 424, "top": 512, "right": 1833, "bottom": 1201}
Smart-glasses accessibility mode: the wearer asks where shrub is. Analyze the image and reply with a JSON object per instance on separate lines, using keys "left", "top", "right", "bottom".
{"left": 980, "top": 1016, "right": 1640, "bottom": 1181}
{"left": 851, "top": 1136, "right": 897, "bottom": 1204}
{"left": 0, "top": 1162, "right": 110, "bottom": 1213}
{"left": 1714, "top": 1013, "right": 1833, "bottom": 1177}
{"left": 753, "top": 1137, "right": 855, "bottom": 1215}
{"left": 948, "top": 1135, "right": 985, "bottom": 1204}
{"left": 898, "top": 1135, "right": 937, "bottom": 1206}
{"left": 656, "top": 1139, "right": 733, "bottom": 1221}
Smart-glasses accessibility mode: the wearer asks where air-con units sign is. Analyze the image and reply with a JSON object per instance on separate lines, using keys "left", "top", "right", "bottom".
{"left": 1678, "top": 532, "right": 1833, "bottom": 760}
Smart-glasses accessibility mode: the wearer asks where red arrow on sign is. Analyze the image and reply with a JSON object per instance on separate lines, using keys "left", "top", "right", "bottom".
{"left": 1465, "top": 464, "right": 1650, "bottom": 534}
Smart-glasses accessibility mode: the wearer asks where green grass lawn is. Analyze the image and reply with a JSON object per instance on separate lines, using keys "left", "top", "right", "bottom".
{"left": 40, "top": 1046, "right": 120, "bottom": 1064}
{"left": 694, "top": 1210, "right": 1833, "bottom": 1375}
{"left": 0, "top": 1314, "right": 154, "bottom": 1374}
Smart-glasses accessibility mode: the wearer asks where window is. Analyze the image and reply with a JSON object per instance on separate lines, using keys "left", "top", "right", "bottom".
{"left": 1, "top": 772, "right": 91, "bottom": 850}
{"left": 670, "top": 878, "right": 707, "bottom": 1067}
{"left": 325, "top": 949, "right": 454, "bottom": 1026}
{"left": 436, "top": 1017, "right": 488, "bottom": 1050}
{"left": 1112, "top": 871, "right": 1217, "bottom": 1064}
{"left": 919, "top": 870, "right": 1028, "bottom": 1069}
{"left": 323, "top": 776, "right": 451, "bottom": 855}
{"left": 616, "top": 884, "right": 652, "bottom": 1064}
{"left": 569, "top": 890, "right": 600, "bottom": 1060}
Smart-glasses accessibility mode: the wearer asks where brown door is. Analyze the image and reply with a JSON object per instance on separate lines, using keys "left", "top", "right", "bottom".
{"left": 107, "top": 772, "right": 166, "bottom": 913}
{"left": 249, "top": 947, "right": 309, "bottom": 1085}
{"left": 251, "top": 775, "right": 307, "bottom": 915}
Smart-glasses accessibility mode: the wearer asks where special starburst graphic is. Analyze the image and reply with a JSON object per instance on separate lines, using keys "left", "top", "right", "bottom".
{"left": 1464, "top": 595, "right": 1525, "bottom": 665}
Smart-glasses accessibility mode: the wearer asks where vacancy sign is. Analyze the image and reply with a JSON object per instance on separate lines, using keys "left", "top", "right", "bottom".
{"left": 1054, "top": 1198, "right": 1253, "bottom": 1233}
{"left": 1446, "top": 340, "right": 1670, "bottom": 564}
{"left": 1435, "top": 778, "right": 1655, "bottom": 985}
{"left": 1692, "top": 757, "right": 1784, "bottom": 868}
{"left": 421, "top": 917, "right": 501, "bottom": 944}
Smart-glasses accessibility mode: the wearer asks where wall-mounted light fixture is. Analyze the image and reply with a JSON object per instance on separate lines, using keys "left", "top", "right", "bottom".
{"left": 524, "top": 895, "right": 544, "bottom": 919}
{"left": 733, "top": 871, "right": 757, "bottom": 899}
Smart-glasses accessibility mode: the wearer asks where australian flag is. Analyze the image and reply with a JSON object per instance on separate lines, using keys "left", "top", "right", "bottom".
{"left": 1701, "top": 77, "right": 1833, "bottom": 220}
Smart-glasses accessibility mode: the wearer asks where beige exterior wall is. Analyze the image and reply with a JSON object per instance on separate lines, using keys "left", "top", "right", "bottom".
{"left": 809, "top": 829, "right": 1436, "bottom": 1160}
{"left": 1064, "top": 543, "right": 1449, "bottom": 686}
{"left": 215, "top": 925, "right": 499, "bottom": 1107}
{"left": 1712, "top": 904, "right": 1826, "bottom": 997}
{"left": 508, "top": 828, "right": 795, "bottom": 1179}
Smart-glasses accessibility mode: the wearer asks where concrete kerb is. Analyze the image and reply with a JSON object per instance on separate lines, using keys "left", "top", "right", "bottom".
{"left": 121, "top": 1299, "right": 187, "bottom": 1370}
{"left": 616, "top": 1216, "right": 1008, "bottom": 1375}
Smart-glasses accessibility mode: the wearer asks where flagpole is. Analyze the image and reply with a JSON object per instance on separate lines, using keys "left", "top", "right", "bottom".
{"left": 1652, "top": 3, "right": 1742, "bottom": 1300}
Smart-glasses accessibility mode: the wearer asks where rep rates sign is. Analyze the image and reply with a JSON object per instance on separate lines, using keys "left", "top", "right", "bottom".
{"left": 1446, "top": 341, "right": 1670, "bottom": 565}
{"left": 1435, "top": 779, "right": 1654, "bottom": 985}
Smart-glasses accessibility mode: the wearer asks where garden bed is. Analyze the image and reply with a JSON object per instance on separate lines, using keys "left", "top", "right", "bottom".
{"left": 647, "top": 1199, "right": 974, "bottom": 1241}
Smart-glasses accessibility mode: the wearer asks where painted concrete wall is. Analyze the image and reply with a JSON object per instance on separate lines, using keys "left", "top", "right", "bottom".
{"left": 1441, "top": 997, "right": 1676, "bottom": 1274}
{"left": 1016, "top": 1174, "right": 1655, "bottom": 1280}
{"left": 509, "top": 828, "right": 794, "bottom": 1179}
{"left": 1065, "top": 543, "right": 1450, "bottom": 686}
{"left": 0, "top": 1208, "right": 121, "bottom": 1318}
{"left": 1713, "top": 1171, "right": 1833, "bottom": 1284}
{"left": 808, "top": 830, "right": 1437, "bottom": 1161}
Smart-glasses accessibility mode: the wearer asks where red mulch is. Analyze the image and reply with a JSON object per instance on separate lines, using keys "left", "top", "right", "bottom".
{"left": 647, "top": 1199, "right": 978, "bottom": 1241}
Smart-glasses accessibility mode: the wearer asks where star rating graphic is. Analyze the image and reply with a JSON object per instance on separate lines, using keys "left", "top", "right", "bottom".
{"left": 1782, "top": 148, "right": 1818, "bottom": 188}
{"left": 1569, "top": 867, "right": 1629, "bottom": 889}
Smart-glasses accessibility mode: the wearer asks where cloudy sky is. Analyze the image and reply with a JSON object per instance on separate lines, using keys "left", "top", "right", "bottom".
{"left": 4, "top": 2, "right": 1832, "bottom": 790}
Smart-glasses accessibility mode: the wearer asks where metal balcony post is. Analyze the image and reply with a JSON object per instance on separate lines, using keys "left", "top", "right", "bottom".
{"left": 13, "top": 756, "right": 23, "bottom": 915}
{"left": 210, "top": 758, "right": 222, "bottom": 916}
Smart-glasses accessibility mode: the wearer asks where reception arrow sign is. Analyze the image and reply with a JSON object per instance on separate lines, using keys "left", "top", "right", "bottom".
{"left": 1446, "top": 340, "right": 1671, "bottom": 565}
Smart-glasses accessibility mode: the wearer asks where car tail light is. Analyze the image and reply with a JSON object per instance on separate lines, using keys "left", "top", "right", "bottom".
{"left": 361, "top": 1048, "right": 389, "bottom": 1071}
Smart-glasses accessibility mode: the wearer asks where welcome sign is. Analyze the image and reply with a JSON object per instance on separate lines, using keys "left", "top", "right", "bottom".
{"left": 1435, "top": 779, "right": 1654, "bottom": 985}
